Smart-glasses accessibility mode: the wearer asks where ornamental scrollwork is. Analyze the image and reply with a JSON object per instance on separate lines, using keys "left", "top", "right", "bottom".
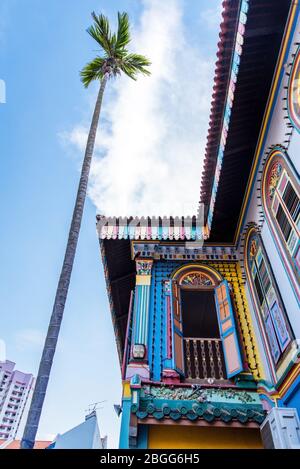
{"left": 180, "top": 271, "right": 213, "bottom": 287}
{"left": 136, "top": 259, "right": 153, "bottom": 275}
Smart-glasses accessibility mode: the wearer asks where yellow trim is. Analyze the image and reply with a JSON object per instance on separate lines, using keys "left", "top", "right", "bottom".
{"left": 258, "top": 388, "right": 280, "bottom": 400}
{"left": 279, "top": 362, "right": 300, "bottom": 397}
{"left": 277, "top": 341, "right": 299, "bottom": 381}
{"left": 212, "top": 261, "right": 263, "bottom": 379}
{"left": 234, "top": 2, "right": 298, "bottom": 244}
{"left": 257, "top": 363, "right": 300, "bottom": 402}
{"left": 171, "top": 263, "right": 223, "bottom": 282}
{"left": 136, "top": 275, "right": 151, "bottom": 286}
{"left": 130, "top": 240, "right": 135, "bottom": 260}
{"left": 123, "top": 382, "right": 131, "bottom": 398}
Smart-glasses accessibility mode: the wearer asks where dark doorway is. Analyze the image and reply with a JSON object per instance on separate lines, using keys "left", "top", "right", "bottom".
{"left": 181, "top": 290, "right": 220, "bottom": 338}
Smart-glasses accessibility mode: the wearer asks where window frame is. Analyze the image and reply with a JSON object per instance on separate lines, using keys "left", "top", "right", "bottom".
{"left": 170, "top": 265, "right": 244, "bottom": 381}
{"left": 271, "top": 168, "right": 300, "bottom": 258}
{"left": 245, "top": 228, "right": 294, "bottom": 373}
{"left": 262, "top": 149, "right": 300, "bottom": 301}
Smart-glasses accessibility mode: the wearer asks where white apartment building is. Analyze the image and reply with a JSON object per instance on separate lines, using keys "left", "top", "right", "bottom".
{"left": 0, "top": 360, "right": 34, "bottom": 440}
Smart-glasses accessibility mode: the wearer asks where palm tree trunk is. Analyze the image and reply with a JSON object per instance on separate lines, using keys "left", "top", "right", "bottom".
{"left": 21, "top": 76, "right": 108, "bottom": 449}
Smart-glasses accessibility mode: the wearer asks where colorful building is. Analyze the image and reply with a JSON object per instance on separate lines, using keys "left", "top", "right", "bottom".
{"left": 98, "top": 0, "right": 300, "bottom": 449}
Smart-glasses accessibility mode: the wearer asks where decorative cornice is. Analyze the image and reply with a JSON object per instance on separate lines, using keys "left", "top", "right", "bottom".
{"left": 131, "top": 384, "right": 265, "bottom": 425}
{"left": 136, "top": 259, "right": 153, "bottom": 276}
{"left": 142, "top": 385, "right": 258, "bottom": 403}
{"left": 132, "top": 242, "right": 238, "bottom": 261}
{"left": 96, "top": 215, "right": 207, "bottom": 241}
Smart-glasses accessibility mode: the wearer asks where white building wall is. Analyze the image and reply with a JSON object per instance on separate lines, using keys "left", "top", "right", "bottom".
{"left": 0, "top": 361, "right": 34, "bottom": 440}
{"left": 287, "top": 129, "right": 300, "bottom": 175}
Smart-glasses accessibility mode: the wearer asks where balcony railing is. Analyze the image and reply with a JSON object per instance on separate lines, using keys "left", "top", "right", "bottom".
{"left": 184, "top": 337, "right": 226, "bottom": 381}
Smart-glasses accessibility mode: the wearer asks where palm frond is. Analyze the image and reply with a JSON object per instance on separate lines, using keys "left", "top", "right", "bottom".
{"left": 120, "top": 53, "right": 151, "bottom": 80}
{"left": 87, "top": 12, "right": 114, "bottom": 56}
{"left": 116, "top": 12, "right": 130, "bottom": 50}
{"left": 82, "top": 12, "right": 151, "bottom": 85}
{"left": 80, "top": 56, "right": 105, "bottom": 88}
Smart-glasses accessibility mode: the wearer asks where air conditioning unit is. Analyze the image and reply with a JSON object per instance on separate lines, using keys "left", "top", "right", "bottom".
{"left": 260, "top": 407, "right": 300, "bottom": 449}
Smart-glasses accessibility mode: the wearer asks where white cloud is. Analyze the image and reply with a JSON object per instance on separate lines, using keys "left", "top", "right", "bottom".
{"left": 15, "top": 329, "right": 45, "bottom": 351}
{"left": 62, "top": 0, "right": 215, "bottom": 216}
{"left": 199, "top": 3, "right": 222, "bottom": 31}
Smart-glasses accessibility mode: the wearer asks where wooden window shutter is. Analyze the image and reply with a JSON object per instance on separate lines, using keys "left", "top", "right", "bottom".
{"left": 214, "top": 280, "right": 243, "bottom": 378}
{"left": 172, "top": 281, "right": 185, "bottom": 375}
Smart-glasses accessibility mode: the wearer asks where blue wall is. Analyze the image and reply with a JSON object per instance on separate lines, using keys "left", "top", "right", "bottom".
{"left": 148, "top": 261, "right": 182, "bottom": 381}
{"left": 279, "top": 376, "right": 300, "bottom": 417}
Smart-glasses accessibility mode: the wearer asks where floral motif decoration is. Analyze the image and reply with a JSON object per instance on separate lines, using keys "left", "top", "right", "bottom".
{"left": 180, "top": 272, "right": 213, "bottom": 287}
{"left": 267, "top": 160, "right": 282, "bottom": 201}
{"left": 142, "top": 385, "right": 256, "bottom": 404}
{"left": 136, "top": 259, "right": 153, "bottom": 276}
{"left": 249, "top": 237, "right": 258, "bottom": 259}
{"left": 131, "top": 385, "right": 265, "bottom": 425}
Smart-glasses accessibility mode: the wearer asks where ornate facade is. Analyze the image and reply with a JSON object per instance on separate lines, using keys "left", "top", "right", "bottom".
{"left": 98, "top": 0, "right": 300, "bottom": 449}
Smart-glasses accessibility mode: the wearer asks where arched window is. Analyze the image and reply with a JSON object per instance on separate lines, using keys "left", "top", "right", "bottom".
{"left": 262, "top": 149, "right": 300, "bottom": 299}
{"left": 245, "top": 228, "right": 293, "bottom": 374}
{"left": 169, "top": 265, "right": 244, "bottom": 382}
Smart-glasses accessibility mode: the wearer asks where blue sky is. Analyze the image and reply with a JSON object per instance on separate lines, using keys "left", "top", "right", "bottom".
{"left": 0, "top": 0, "right": 221, "bottom": 447}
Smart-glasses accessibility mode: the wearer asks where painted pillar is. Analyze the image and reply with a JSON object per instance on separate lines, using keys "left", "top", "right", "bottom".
{"left": 126, "top": 259, "right": 153, "bottom": 380}
{"left": 119, "top": 398, "right": 131, "bottom": 449}
{"left": 162, "top": 279, "right": 181, "bottom": 383}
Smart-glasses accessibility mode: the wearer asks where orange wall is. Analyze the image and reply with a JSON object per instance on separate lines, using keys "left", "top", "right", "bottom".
{"left": 148, "top": 425, "right": 263, "bottom": 449}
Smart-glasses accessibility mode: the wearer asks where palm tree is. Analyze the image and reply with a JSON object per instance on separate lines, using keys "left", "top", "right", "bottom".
{"left": 21, "top": 11, "right": 150, "bottom": 449}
